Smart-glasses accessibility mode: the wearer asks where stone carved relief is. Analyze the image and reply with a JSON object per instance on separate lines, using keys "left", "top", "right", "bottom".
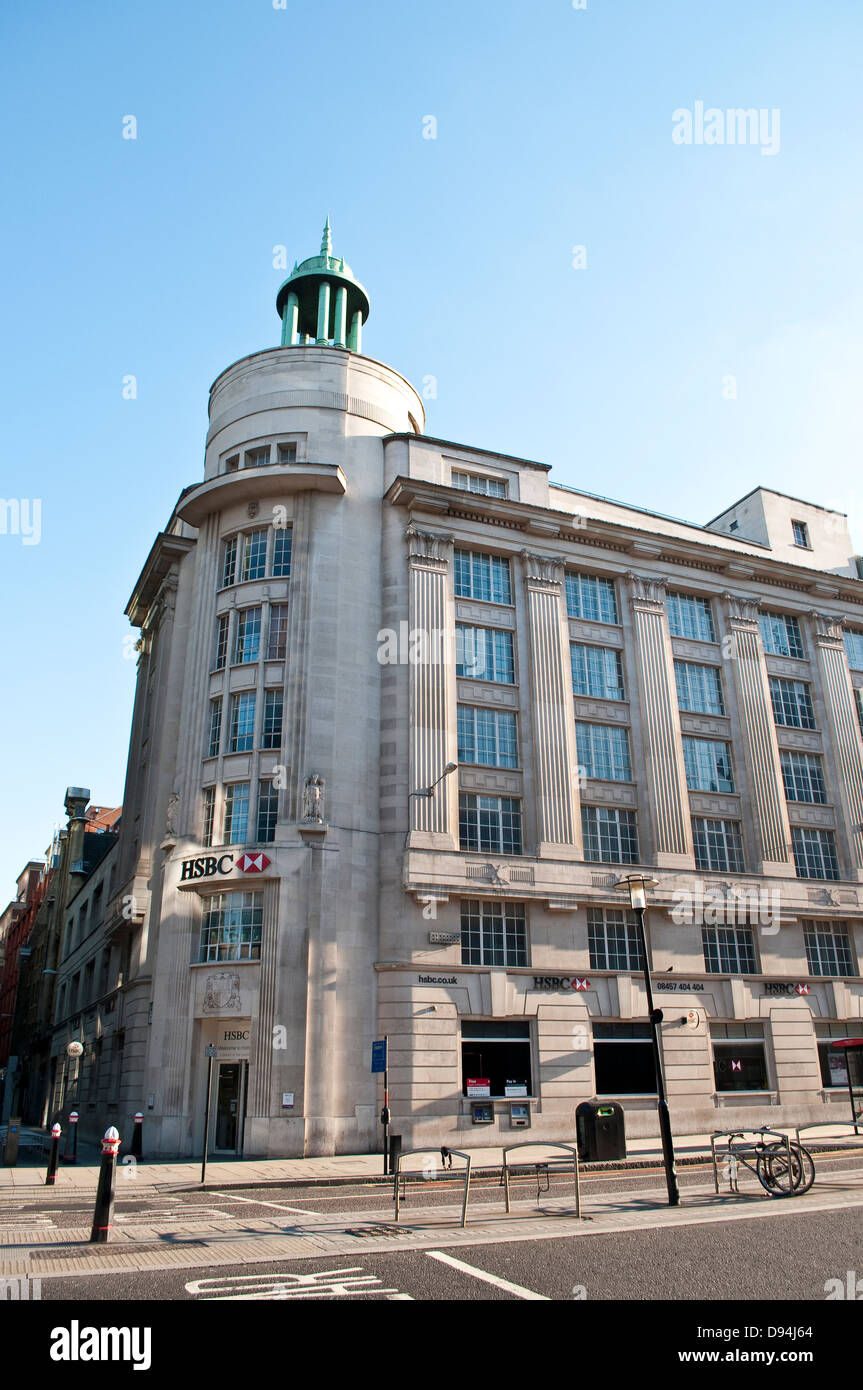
{"left": 521, "top": 550, "right": 564, "bottom": 587}
{"left": 626, "top": 572, "right": 667, "bottom": 605}
{"left": 723, "top": 592, "right": 761, "bottom": 625}
{"left": 202, "top": 971, "right": 242, "bottom": 1014}
{"left": 405, "top": 524, "right": 454, "bottom": 565}
{"left": 809, "top": 611, "right": 847, "bottom": 642}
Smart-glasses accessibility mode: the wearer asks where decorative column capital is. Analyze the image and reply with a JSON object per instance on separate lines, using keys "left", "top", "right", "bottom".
{"left": 405, "top": 524, "right": 454, "bottom": 569}
{"left": 626, "top": 572, "right": 667, "bottom": 609}
{"left": 723, "top": 592, "right": 761, "bottom": 626}
{"left": 809, "top": 610, "right": 846, "bottom": 644}
{"left": 521, "top": 550, "right": 564, "bottom": 590}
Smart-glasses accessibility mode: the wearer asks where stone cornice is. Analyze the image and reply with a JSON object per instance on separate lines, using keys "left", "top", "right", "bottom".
{"left": 384, "top": 476, "right": 863, "bottom": 612}
{"left": 125, "top": 532, "right": 196, "bottom": 628}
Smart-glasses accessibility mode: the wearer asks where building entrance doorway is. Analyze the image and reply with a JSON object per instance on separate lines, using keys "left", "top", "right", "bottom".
{"left": 213, "top": 1061, "right": 248, "bottom": 1154}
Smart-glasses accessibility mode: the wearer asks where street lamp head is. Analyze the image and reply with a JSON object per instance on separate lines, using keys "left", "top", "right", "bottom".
{"left": 613, "top": 873, "right": 659, "bottom": 911}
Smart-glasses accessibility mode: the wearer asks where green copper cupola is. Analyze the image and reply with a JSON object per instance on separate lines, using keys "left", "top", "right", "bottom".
{"left": 276, "top": 218, "right": 370, "bottom": 351}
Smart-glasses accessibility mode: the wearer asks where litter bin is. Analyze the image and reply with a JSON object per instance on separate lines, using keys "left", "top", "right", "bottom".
{"left": 388, "top": 1134, "right": 402, "bottom": 1175}
{"left": 576, "top": 1100, "right": 626, "bottom": 1161}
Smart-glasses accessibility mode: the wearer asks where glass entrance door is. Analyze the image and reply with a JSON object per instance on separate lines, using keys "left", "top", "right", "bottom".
{"left": 213, "top": 1061, "right": 248, "bottom": 1153}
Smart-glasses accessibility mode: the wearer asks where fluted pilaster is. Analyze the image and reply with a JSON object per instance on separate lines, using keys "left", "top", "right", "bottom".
{"left": 811, "top": 612, "right": 863, "bottom": 878}
{"left": 627, "top": 574, "right": 693, "bottom": 867}
{"left": 724, "top": 594, "right": 794, "bottom": 874}
{"left": 407, "top": 525, "right": 455, "bottom": 842}
{"left": 522, "top": 551, "right": 580, "bottom": 855}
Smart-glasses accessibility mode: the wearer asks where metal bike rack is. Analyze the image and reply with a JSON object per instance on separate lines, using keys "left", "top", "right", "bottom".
{"left": 500, "top": 1142, "right": 582, "bottom": 1218}
{"left": 393, "top": 1148, "right": 473, "bottom": 1228}
{"left": 710, "top": 1127, "right": 807, "bottom": 1197}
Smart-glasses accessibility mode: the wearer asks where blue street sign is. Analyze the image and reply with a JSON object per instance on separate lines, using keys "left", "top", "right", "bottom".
{"left": 371, "top": 1040, "right": 387, "bottom": 1073}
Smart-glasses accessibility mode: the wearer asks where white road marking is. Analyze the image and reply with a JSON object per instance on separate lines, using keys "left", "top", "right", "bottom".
{"left": 212, "top": 1191, "right": 318, "bottom": 1217}
{"left": 185, "top": 1268, "right": 401, "bottom": 1299}
{"left": 426, "top": 1249, "right": 549, "bottom": 1299}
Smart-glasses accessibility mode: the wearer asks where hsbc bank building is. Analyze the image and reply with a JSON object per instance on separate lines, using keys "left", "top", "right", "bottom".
{"left": 50, "top": 224, "right": 863, "bottom": 1157}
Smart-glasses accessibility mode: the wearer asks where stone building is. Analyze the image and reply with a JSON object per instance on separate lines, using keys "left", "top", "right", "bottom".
{"left": 51, "top": 223, "right": 863, "bottom": 1156}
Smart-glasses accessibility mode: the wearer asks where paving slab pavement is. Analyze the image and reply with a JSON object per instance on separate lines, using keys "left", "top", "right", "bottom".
{"left": 2, "top": 1166, "right": 862, "bottom": 1281}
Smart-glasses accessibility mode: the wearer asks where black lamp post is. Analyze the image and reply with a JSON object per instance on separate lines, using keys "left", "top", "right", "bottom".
{"left": 614, "top": 872, "right": 679, "bottom": 1207}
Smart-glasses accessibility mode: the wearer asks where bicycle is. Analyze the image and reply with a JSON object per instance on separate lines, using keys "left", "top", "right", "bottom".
{"left": 711, "top": 1127, "right": 815, "bottom": 1197}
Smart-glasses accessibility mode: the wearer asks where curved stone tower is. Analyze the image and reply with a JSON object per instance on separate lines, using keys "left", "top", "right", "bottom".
{"left": 123, "top": 224, "right": 424, "bottom": 1157}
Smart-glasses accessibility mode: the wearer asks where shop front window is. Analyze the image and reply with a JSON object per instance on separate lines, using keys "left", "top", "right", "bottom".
{"left": 710, "top": 1022, "right": 770, "bottom": 1092}
{"left": 461, "top": 1021, "right": 532, "bottom": 1098}
{"left": 592, "top": 1022, "right": 655, "bottom": 1094}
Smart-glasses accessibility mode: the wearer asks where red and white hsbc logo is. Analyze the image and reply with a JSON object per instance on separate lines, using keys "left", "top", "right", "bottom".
{"left": 532, "top": 976, "right": 591, "bottom": 992}
{"left": 180, "top": 852, "right": 271, "bottom": 882}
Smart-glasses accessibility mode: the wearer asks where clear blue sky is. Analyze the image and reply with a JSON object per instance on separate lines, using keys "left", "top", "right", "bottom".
{"left": 1, "top": 0, "right": 862, "bottom": 897}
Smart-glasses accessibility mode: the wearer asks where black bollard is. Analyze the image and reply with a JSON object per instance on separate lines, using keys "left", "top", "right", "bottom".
{"left": 62, "top": 1111, "right": 79, "bottom": 1164}
{"left": 45, "top": 1123, "right": 62, "bottom": 1186}
{"left": 89, "top": 1127, "right": 121, "bottom": 1243}
{"left": 130, "top": 1112, "right": 143, "bottom": 1159}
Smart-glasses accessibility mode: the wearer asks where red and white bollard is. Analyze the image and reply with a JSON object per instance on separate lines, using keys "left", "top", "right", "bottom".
{"left": 45, "top": 1123, "right": 62, "bottom": 1186}
{"left": 89, "top": 1127, "right": 121, "bottom": 1243}
{"left": 62, "top": 1111, "right": 79, "bottom": 1164}
{"left": 130, "top": 1111, "right": 143, "bottom": 1159}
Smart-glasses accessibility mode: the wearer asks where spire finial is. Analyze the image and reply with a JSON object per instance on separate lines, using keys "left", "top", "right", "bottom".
{"left": 321, "top": 216, "right": 332, "bottom": 258}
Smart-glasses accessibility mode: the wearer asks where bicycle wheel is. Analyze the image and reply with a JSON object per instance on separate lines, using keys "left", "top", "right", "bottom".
{"left": 756, "top": 1141, "right": 815, "bottom": 1196}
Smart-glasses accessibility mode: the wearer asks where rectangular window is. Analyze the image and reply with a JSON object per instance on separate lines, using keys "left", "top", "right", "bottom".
{"left": 267, "top": 604, "right": 288, "bottom": 661}
{"left": 666, "top": 592, "right": 715, "bottom": 642}
{"left": 207, "top": 698, "right": 222, "bottom": 758}
{"left": 803, "top": 922, "right": 854, "bottom": 976}
{"left": 459, "top": 794, "right": 523, "bottom": 855}
{"left": 674, "top": 660, "right": 724, "bottom": 715}
{"left": 692, "top": 817, "right": 745, "bottom": 873}
{"left": 241, "top": 530, "right": 268, "bottom": 582}
{"left": 457, "top": 706, "right": 518, "bottom": 768}
{"left": 576, "top": 722, "right": 632, "bottom": 781}
{"left": 454, "top": 549, "right": 512, "bottom": 604}
{"left": 792, "top": 827, "right": 839, "bottom": 880}
{"left": 581, "top": 806, "right": 639, "bottom": 864}
{"left": 277, "top": 442, "right": 297, "bottom": 464}
{"left": 844, "top": 630, "right": 863, "bottom": 670}
{"left": 214, "top": 615, "right": 230, "bottom": 671}
{"left": 197, "top": 891, "right": 263, "bottom": 963}
{"left": 702, "top": 926, "right": 757, "bottom": 974}
{"left": 221, "top": 537, "right": 238, "bottom": 588}
{"left": 759, "top": 612, "right": 804, "bottom": 660}
{"left": 593, "top": 1023, "right": 655, "bottom": 1095}
{"left": 223, "top": 782, "right": 250, "bottom": 845}
{"left": 225, "top": 454, "right": 239, "bottom": 473}
{"left": 780, "top": 751, "right": 826, "bottom": 804}
{"left": 228, "top": 692, "right": 256, "bottom": 753}
{"left": 565, "top": 572, "right": 618, "bottom": 624}
{"left": 234, "top": 608, "right": 261, "bottom": 664}
{"left": 262, "top": 689, "right": 283, "bottom": 750}
{"left": 245, "top": 446, "right": 270, "bottom": 469}
{"left": 461, "top": 1019, "right": 531, "bottom": 1098}
{"left": 272, "top": 528, "right": 292, "bottom": 578}
{"left": 711, "top": 1022, "right": 769, "bottom": 1091}
{"left": 587, "top": 907, "right": 643, "bottom": 971}
{"left": 451, "top": 470, "right": 508, "bottom": 497}
{"left": 571, "top": 643, "right": 625, "bottom": 701}
{"left": 202, "top": 788, "right": 216, "bottom": 848}
{"left": 256, "top": 780, "right": 278, "bottom": 843}
{"left": 856, "top": 688, "right": 863, "bottom": 734}
{"left": 769, "top": 676, "right": 815, "bottom": 729}
{"left": 792, "top": 519, "right": 810, "bottom": 548}
{"left": 460, "top": 900, "right": 527, "bottom": 967}
{"left": 816, "top": 1023, "right": 854, "bottom": 1087}
{"left": 455, "top": 625, "right": 515, "bottom": 684}
{"left": 682, "top": 737, "right": 734, "bottom": 793}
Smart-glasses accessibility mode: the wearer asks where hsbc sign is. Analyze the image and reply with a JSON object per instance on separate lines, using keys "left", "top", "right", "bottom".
{"left": 180, "top": 852, "right": 271, "bottom": 881}
{"left": 532, "top": 975, "right": 591, "bottom": 992}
